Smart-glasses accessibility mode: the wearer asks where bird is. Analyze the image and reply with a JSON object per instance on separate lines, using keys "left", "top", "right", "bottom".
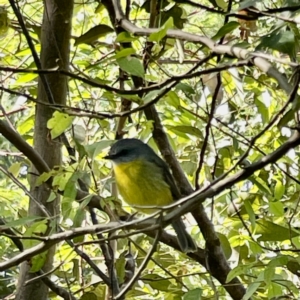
{"left": 104, "top": 138, "right": 197, "bottom": 253}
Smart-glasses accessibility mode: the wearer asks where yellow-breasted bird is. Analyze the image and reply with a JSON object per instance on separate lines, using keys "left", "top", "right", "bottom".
{"left": 104, "top": 138, "right": 196, "bottom": 253}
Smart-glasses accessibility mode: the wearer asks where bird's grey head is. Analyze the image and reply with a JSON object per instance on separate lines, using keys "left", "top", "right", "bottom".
{"left": 104, "top": 138, "right": 154, "bottom": 164}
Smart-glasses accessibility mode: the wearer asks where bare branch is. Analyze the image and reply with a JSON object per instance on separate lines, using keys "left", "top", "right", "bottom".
{"left": 111, "top": 0, "right": 292, "bottom": 94}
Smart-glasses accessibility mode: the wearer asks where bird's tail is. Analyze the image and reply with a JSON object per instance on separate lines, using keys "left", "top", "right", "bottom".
{"left": 172, "top": 218, "right": 197, "bottom": 253}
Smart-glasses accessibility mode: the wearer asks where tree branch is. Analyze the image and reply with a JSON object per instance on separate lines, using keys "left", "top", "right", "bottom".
{"left": 2, "top": 123, "right": 300, "bottom": 273}
{"left": 111, "top": 0, "right": 292, "bottom": 94}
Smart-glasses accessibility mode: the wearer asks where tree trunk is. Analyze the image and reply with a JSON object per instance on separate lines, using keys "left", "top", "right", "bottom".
{"left": 15, "top": 1, "right": 73, "bottom": 299}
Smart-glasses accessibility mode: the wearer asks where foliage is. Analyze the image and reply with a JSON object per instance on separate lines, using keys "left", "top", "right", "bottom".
{"left": 0, "top": 0, "right": 300, "bottom": 299}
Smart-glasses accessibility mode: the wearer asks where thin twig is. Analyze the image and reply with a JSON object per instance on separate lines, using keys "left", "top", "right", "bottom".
{"left": 114, "top": 223, "right": 162, "bottom": 299}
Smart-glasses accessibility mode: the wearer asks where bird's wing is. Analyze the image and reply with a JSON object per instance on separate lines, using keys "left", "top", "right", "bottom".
{"left": 150, "top": 155, "right": 181, "bottom": 201}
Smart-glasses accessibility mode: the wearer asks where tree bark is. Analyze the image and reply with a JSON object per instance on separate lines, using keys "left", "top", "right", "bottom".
{"left": 15, "top": 1, "right": 73, "bottom": 299}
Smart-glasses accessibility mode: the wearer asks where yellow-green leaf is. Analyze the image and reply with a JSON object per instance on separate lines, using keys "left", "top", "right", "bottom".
{"left": 47, "top": 111, "right": 74, "bottom": 139}
{"left": 149, "top": 17, "right": 174, "bottom": 42}
{"left": 116, "top": 56, "right": 145, "bottom": 78}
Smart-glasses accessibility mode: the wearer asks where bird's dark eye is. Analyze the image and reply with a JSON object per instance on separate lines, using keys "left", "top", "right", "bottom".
{"left": 117, "top": 149, "right": 129, "bottom": 156}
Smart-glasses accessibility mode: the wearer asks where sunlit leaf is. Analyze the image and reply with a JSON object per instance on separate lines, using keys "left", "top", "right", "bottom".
{"left": 249, "top": 176, "right": 272, "bottom": 195}
{"left": 149, "top": 17, "right": 174, "bottom": 42}
{"left": 269, "top": 201, "right": 284, "bottom": 216}
{"left": 226, "top": 262, "right": 257, "bottom": 283}
{"left": 47, "top": 111, "right": 75, "bottom": 139}
{"left": 116, "top": 32, "right": 139, "bottom": 42}
{"left": 143, "top": 274, "right": 171, "bottom": 292}
{"left": 8, "top": 162, "right": 22, "bottom": 177}
{"left": 244, "top": 200, "right": 256, "bottom": 229}
{"left": 167, "top": 125, "right": 203, "bottom": 138}
{"left": 274, "top": 180, "right": 285, "bottom": 201}
{"left": 30, "top": 251, "right": 48, "bottom": 272}
{"left": 114, "top": 48, "right": 136, "bottom": 59}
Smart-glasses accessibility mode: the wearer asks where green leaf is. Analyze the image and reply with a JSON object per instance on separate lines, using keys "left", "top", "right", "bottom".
{"left": 17, "top": 115, "right": 34, "bottom": 135}
{"left": 217, "top": 232, "right": 232, "bottom": 259}
{"left": 116, "top": 57, "right": 145, "bottom": 78}
{"left": 72, "top": 124, "right": 86, "bottom": 144}
{"left": 255, "top": 96, "right": 269, "bottom": 124}
{"left": 248, "top": 240, "right": 262, "bottom": 255}
{"left": 73, "top": 209, "right": 86, "bottom": 243}
{"left": 143, "top": 89, "right": 163, "bottom": 103}
{"left": 94, "top": 284, "right": 106, "bottom": 300}
{"left": 115, "top": 32, "right": 138, "bottom": 42}
{"left": 74, "top": 24, "right": 114, "bottom": 45}
{"left": 183, "top": 288, "right": 202, "bottom": 300}
{"left": 80, "top": 292, "right": 98, "bottom": 300}
{"left": 143, "top": 274, "right": 171, "bottom": 292}
{"left": 175, "top": 82, "right": 195, "bottom": 95}
{"left": 115, "top": 255, "right": 126, "bottom": 284}
{"left": 166, "top": 91, "right": 180, "bottom": 107}
{"left": 0, "top": 216, "right": 43, "bottom": 229}
{"left": 215, "top": 0, "right": 227, "bottom": 9}
{"left": 257, "top": 30, "right": 296, "bottom": 58}
{"left": 30, "top": 251, "right": 48, "bottom": 272}
{"left": 269, "top": 201, "right": 284, "bottom": 217}
{"left": 212, "top": 21, "right": 240, "bottom": 41}
{"left": 53, "top": 170, "right": 73, "bottom": 191}
{"left": 78, "top": 194, "right": 93, "bottom": 210}
{"left": 237, "top": 0, "right": 259, "bottom": 10}
{"left": 62, "top": 197, "right": 73, "bottom": 220}
{"left": 0, "top": 7, "right": 9, "bottom": 36}
{"left": 149, "top": 17, "right": 174, "bottom": 42}
{"left": 23, "top": 220, "right": 48, "bottom": 248}
{"left": 47, "top": 191, "right": 57, "bottom": 203}
{"left": 64, "top": 174, "right": 78, "bottom": 199}
{"left": 256, "top": 220, "right": 299, "bottom": 241}
{"left": 15, "top": 73, "right": 38, "bottom": 84}
{"left": 226, "top": 262, "right": 256, "bottom": 283}
{"left": 114, "top": 48, "right": 136, "bottom": 59}
{"left": 284, "top": 0, "right": 300, "bottom": 7}
{"left": 8, "top": 162, "right": 22, "bottom": 177}
{"left": 36, "top": 171, "right": 53, "bottom": 186}
{"left": 162, "top": 6, "right": 185, "bottom": 29}
{"left": 264, "top": 263, "right": 275, "bottom": 285}
{"left": 47, "top": 111, "right": 74, "bottom": 139}
{"left": 116, "top": 93, "right": 141, "bottom": 103}
{"left": 278, "top": 108, "right": 294, "bottom": 128}
{"left": 244, "top": 200, "right": 256, "bottom": 229}
{"left": 85, "top": 140, "right": 113, "bottom": 160}
{"left": 95, "top": 3, "right": 105, "bottom": 13}
{"left": 274, "top": 180, "right": 285, "bottom": 200}
{"left": 30, "top": 221, "right": 48, "bottom": 234}
{"left": 287, "top": 259, "right": 300, "bottom": 276}
{"left": 167, "top": 125, "right": 203, "bottom": 138}
{"left": 267, "top": 255, "right": 289, "bottom": 269}
{"left": 249, "top": 176, "right": 272, "bottom": 195}
{"left": 242, "top": 280, "right": 262, "bottom": 300}
{"left": 267, "top": 282, "right": 282, "bottom": 299}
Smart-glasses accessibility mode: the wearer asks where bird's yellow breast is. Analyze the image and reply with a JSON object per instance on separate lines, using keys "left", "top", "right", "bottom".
{"left": 113, "top": 160, "right": 173, "bottom": 214}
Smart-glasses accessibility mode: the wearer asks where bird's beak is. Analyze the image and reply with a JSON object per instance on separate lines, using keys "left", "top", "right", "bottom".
{"left": 103, "top": 154, "right": 111, "bottom": 160}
